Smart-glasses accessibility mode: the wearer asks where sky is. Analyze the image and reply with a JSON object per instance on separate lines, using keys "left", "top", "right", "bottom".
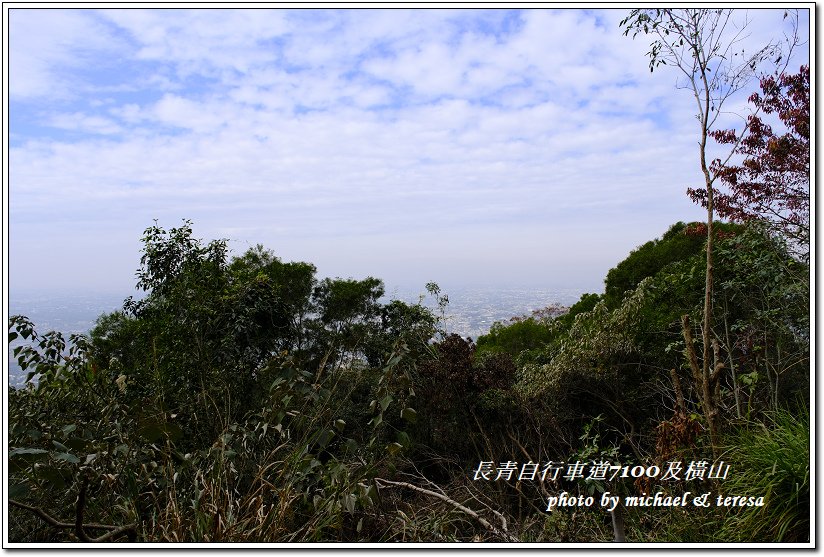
{"left": 6, "top": 7, "right": 811, "bottom": 297}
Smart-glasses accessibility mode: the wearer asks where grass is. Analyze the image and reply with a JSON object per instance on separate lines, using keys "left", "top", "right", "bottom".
{"left": 716, "top": 407, "right": 810, "bottom": 542}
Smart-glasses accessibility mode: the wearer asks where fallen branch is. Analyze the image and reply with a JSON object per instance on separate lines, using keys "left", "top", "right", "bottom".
{"left": 374, "top": 477, "right": 519, "bottom": 542}
{"left": 9, "top": 498, "right": 137, "bottom": 542}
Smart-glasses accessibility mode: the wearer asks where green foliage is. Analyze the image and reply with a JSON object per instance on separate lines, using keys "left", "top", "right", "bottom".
{"left": 718, "top": 408, "right": 810, "bottom": 542}
{"left": 515, "top": 277, "right": 662, "bottom": 457}
{"left": 557, "top": 292, "right": 601, "bottom": 327}
{"left": 603, "top": 222, "right": 742, "bottom": 309}
{"left": 308, "top": 276, "right": 385, "bottom": 371}
{"left": 8, "top": 220, "right": 438, "bottom": 543}
{"left": 714, "top": 224, "right": 809, "bottom": 413}
{"left": 7, "top": 219, "right": 809, "bottom": 543}
{"left": 513, "top": 221, "right": 803, "bottom": 464}
{"left": 476, "top": 297, "right": 602, "bottom": 363}
{"left": 476, "top": 317, "right": 555, "bottom": 359}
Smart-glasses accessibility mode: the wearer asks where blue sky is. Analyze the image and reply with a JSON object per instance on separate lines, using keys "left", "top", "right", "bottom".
{"left": 7, "top": 7, "right": 810, "bottom": 296}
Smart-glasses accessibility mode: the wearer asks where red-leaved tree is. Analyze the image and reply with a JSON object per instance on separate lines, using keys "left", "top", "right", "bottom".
{"left": 689, "top": 65, "right": 810, "bottom": 258}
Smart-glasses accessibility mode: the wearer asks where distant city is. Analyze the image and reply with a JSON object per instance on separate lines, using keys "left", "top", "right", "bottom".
{"left": 395, "top": 285, "right": 583, "bottom": 341}
{"left": 7, "top": 285, "right": 588, "bottom": 388}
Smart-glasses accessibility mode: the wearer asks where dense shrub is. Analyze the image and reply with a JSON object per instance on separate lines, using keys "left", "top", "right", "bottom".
{"left": 8, "top": 220, "right": 809, "bottom": 543}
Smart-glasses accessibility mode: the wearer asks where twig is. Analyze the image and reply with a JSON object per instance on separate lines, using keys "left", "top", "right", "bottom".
{"left": 462, "top": 483, "right": 519, "bottom": 534}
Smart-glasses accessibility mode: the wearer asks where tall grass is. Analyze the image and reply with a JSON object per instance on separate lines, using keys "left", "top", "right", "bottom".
{"left": 718, "top": 407, "right": 810, "bottom": 542}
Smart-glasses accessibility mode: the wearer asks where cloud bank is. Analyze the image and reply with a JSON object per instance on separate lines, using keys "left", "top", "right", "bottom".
{"left": 7, "top": 7, "right": 809, "bottom": 294}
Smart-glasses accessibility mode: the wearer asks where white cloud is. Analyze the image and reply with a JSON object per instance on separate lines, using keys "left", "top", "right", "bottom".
{"left": 151, "top": 94, "right": 229, "bottom": 132}
{"left": 47, "top": 112, "right": 123, "bottom": 135}
{"left": 9, "top": 9, "right": 127, "bottom": 100}
{"left": 102, "top": 9, "right": 288, "bottom": 74}
{"left": 8, "top": 8, "right": 810, "bottom": 293}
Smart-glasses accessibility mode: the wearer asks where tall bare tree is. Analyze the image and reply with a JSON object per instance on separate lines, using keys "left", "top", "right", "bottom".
{"left": 620, "top": 9, "right": 799, "bottom": 456}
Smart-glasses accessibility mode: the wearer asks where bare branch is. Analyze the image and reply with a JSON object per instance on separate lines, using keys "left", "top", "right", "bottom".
{"left": 9, "top": 498, "right": 137, "bottom": 542}
{"left": 374, "top": 478, "right": 520, "bottom": 542}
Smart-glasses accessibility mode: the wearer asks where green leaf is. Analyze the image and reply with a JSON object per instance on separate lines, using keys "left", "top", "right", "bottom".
{"left": 54, "top": 452, "right": 80, "bottom": 464}
{"left": 400, "top": 407, "right": 417, "bottom": 424}
{"left": 317, "top": 429, "right": 335, "bottom": 450}
{"left": 343, "top": 493, "right": 356, "bottom": 514}
{"left": 364, "top": 484, "right": 379, "bottom": 504}
{"left": 380, "top": 394, "right": 393, "bottom": 412}
{"left": 386, "top": 442, "right": 403, "bottom": 456}
{"left": 385, "top": 353, "right": 403, "bottom": 369}
{"left": 334, "top": 419, "right": 346, "bottom": 433}
{"left": 52, "top": 440, "right": 69, "bottom": 452}
{"left": 9, "top": 448, "right": 49, "bottom": 457}
{"left": 9, "top": 448, "right": 49, "bottom": 473}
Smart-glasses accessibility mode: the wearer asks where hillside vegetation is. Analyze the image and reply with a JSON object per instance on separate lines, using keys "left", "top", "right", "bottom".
{"left": 8, "top": 218, "right": 809, "bottom": 543}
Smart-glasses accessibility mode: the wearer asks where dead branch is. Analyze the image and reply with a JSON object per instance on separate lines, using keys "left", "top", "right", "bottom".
{"left": 374, "top": 478, "right": 519, "bottom": 542}
{"left": 9, "top": 496, "right": 137, "bottom": 542}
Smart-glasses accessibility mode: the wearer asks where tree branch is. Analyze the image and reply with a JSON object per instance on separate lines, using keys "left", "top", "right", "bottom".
{"left": 9, "top": 497, "right": 137, "bottom": 542}
{"left": 374, "top": 478, "right": 519, "bottom": 542}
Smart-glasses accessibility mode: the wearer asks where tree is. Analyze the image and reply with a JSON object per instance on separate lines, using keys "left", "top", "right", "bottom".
{"left": 620, "top": 9, "right": 798, "bottom": 456}
{"left": 308, "top": 276, "right": 385, "bottom": 376}
{"left": 228, "top": 244, "right": 318, "bottom": 353}
{"left": 689, "top": 65, "right": 810, "bottom": 259}
{"left": 603, "top": 222, "right": 707, "bottom": 309}
{"left": 714, "top": 224, "right": 809, "bottom": 414}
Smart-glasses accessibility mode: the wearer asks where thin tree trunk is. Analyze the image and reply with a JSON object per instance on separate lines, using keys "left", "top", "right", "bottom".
{"left": 723, "top": 298, "right": 742, "bottom": 419}
{"left": 699, "top": 70, "right": 721, "bottom": 458}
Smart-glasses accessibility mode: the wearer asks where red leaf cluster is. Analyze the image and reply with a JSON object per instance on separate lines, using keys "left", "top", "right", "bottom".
{"left": 687, "top": 66, "right": 810, "bottom": 251}
{"left": 418, "top": 334, "right": 515, "bottom": 413}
